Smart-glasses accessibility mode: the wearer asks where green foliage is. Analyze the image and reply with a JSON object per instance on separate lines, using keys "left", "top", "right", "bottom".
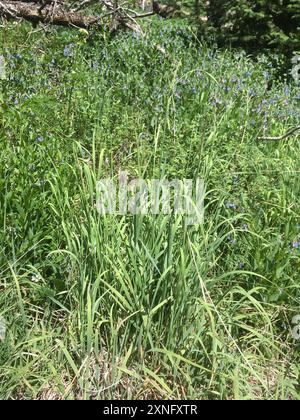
{"left": 0, "top": 19, "right": 300, "bottom": 399}
{"left": 207, "top": 0, "right": 300, "bottom": 54}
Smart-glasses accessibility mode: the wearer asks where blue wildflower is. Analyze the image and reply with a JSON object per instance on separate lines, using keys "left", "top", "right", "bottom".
{"left": 63, "top": 44, "right": 74, "bottom": 58}
{"left": 227, "top": 235, "right": 237, "bottom": 245}
{"left": 196, "top": 70, "right": 203, "bottom": 79}
{"left": 49, "top": 59, "right": 56, "bottom": 69}
{"left": 232, "top": 174, "right": 239, "bottom": 185}
{"left": 249, "top": 89, "right": 256, "bottom": 98}
{"left": 210, "top": 97, "right": 222, "bottom": 107}
{"left": 284, "top": 85, "right": 289, "bottom": 96}
{"left": 37, "top": 179, "right": 46, "bottom": 188}
{"left": 132, "top": 31, "right": 141, "bottom": 40}
{"left": 91, "top": 61, "right": 99, "bottom": 70}
{"left": 178, "top": 78, "right": 187, "bottom": 86}
{"left": 226, "top": 201, "right": 237, "bottom": 210}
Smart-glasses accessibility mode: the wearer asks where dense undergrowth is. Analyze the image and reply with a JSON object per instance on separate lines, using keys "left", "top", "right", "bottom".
{"left": 0, "top": 18, "right": 300, "bottom": 399}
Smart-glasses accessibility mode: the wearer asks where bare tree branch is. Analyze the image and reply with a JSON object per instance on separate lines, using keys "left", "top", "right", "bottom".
{"left": 0, "top": 0, "right": 180, "bottom": 31}
{"left": 0, "top": 1, "right": 102, "bottom": 28}
{"left": 259, "top": 126, "right": 300, "bottom": 141}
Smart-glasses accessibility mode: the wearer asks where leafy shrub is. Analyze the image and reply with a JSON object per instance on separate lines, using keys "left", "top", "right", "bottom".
{"left": 206, "top": 0, "right": 300, "bottom": 55}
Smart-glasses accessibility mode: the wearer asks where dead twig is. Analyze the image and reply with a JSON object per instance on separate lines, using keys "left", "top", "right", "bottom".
{"left": 258, "top": 126, "right": 300, "bottom": 141}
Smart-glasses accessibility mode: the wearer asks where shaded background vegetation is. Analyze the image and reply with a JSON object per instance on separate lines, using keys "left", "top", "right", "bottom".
{"left": 161, "top": 0, "right": 300, "bottom": 54}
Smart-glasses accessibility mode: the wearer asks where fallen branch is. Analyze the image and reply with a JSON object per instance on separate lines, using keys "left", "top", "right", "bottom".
{"left": 0, "top": 0, "right": 145, "bottom": 30}
{"left": 0, "top": 0, "right": 183, "bottom": 29}
{"left": 0, "top": 0, "right": 20, "bottom": 18}
{"left": 0, "top": 1, "right": 103, "bottom": 27}
{"left": 258, "top": 126, "right": 300, "bottom": 141}
{"left": 0, "top": 0, "right": 179, "bottom": 61}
